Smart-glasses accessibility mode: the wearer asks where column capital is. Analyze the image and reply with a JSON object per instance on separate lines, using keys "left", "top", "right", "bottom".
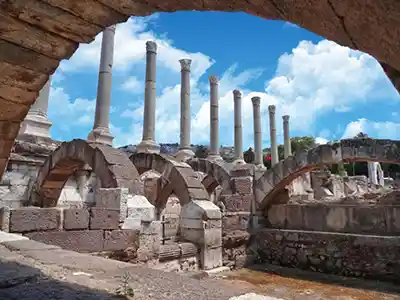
{"left": 146, "top": 40, "right": 157, "bottom": 54}
{"left": 268, "top": 105, "right": 276, "bottom": 114}
{"left": 209, "top": 75, "right": 219, "bottom": 85}
{"left": 251, "top": 96, "right": 261, "bottom": 106}
{"left": 105, "top": 24, "right": 116, "bottom": 33}
{"left": 179, "top": 58, "right": 192, "bottom": 72}
{"left": 233, "top": 89, "right": 242, "bottom": 98}
{"left": 283, "top": 115, "right": 290, "bottom": 122}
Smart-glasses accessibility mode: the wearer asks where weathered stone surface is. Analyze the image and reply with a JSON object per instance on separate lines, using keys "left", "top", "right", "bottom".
{"left": 222, "top": 194, "right": 252, "bottom": 212}
{"left": 0, "top": 206, "right": 10, "bottom": 232}
{"left": 253, "top": 228, "right": 400, "bottom": 282}
{"left": 231, "top": 177, "right": 252, "bottom": 195}
{"left": 89, "top": 207, "right": 119, "bottom": 230}
{"left": 63, "top": 208, "right": 89, "bottom": 230}
{"left": 10, "top": 207, "right": 60, "bottom": 233}
{"left": 103, "top": 229, "right": 138, "bottom": 251}
{"left": 25, "top": 230, "right": 104, "bottom": 252}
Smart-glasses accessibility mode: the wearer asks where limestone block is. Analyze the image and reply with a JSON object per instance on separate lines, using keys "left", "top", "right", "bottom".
{"left": 223, "top": 194, "right": 252, "bottom": 212}
{"left": 127, "top": 195, "right": 155, "bottom": 222}
{"left": 89, "top": 208, "right": 119, "bottom": 230}
{"left": 137, "top": 233, "right": 161, "bottom": 262}
{"left": 25, "top": 230, "right": 104, "bottom": 252}
{"left": 284, "top": 205, "right": 303, "bottom": 229}
{"left": 103, "top": 229, "right": 139, "bottom": 251}
{"left": 121, "top": 217, "right": 141, "bottom": 231}
{"left": 203, "top": 228, "right": 222, "bottom": 247}
{"left": 267, "top": 205, "right": 286, "bottom": 228}
{"left": 140, "top": 221, "right": 161, "bottom": 235}
{"left": 349, "top": 206, "right": 387, "bottom": 234}
{"left": 181, "top": 200, "right": 221, "bottom": 221}
{"left": 201, "top": 246, "right": 222, "bottom": 270}
{"left": 231, "top": 177, "right": 253, "bottom": 195}
{"left": 10, "top": 207, "right": 61, "bottom": 233}
{"left": 95, "top": 188, "right": 129, "bottom": 221}
{"left": 0, "top": 206, "right": 10, "bottom": 232}
{"left": 63, "top": 208, "right": 89, "bottom": 230}
{"left": 326, "top": 206, "right": 348, "bottom": 232}
{"left": 303, "top": 205, "right": 327, "bottom": 231}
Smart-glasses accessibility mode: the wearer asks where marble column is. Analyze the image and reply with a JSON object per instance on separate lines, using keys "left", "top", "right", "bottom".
{"left": 268, "top": 105, "right": 279, "bottom": 166}
{"left": 137, "top": 41, "right": 160, "bottom": 153}
{"left": 19, "top": 79, "right": 53, "bottom": 139}
{"left": 251, "top": 96, "right": 263, "bottom": 167}
{"left": 176, "top": 59, "right": 195, "bottom": 161}
{"left": 282, "top": 115, "right": 292, "bottom": 158}
{"left": 233, "top": 90, "right": 245, "bottom": 164}
{"left": 207, "top": 75, "right": 222, "bottom": 160}
{"left": 88, "top": 25, "right": 115, "bottom": 145}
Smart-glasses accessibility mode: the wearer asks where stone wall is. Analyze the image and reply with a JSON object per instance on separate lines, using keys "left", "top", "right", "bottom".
{"left": 253, "top": 229, "right": 400, "bottom": 283}
{"left": 267, "top": 204, "right": 400, "bottom": 235}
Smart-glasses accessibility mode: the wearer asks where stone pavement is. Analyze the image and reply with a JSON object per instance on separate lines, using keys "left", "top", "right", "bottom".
{"left": 0, "top": 235, "right": 399, "bottom": 300}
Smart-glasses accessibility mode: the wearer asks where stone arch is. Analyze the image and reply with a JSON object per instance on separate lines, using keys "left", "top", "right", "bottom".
{"left": 32, "top": 139, "right": 139, "bottom": 207}
{"left": 130, "top": 152, "right": 210, "bottom": 212}
{"left": 255, "top": 138, "right": 400, "bottom": 210}
{"left": 1, "top": 1, "right": 400, "bottom": 178}
{"left": 188, "top": 158, "right": 232, "bottom": 194}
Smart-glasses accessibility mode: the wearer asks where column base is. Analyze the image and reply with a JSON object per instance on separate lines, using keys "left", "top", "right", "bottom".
{"left": 18, "top": 114, "right": 52, "bottom": 139}
{"left": 176, "top": 148, "right": 195, "bottom": 162}
{"left": 136, "top": 139, "right": 160, "bottom": 154}
{"left": 87, "top": 127, "right": 114, "bottom": 145}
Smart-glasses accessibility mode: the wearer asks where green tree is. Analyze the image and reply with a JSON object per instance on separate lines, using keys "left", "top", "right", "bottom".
{"left": 195, "top": 145, "right": 209, "bottom": 158}
{"left": 244, "top": 147, "right": 255, "bottom": 163}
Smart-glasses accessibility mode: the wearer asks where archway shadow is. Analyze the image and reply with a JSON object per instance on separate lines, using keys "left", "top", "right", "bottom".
{"left": 0, "top": 257, "right": 130, "bottom": 299}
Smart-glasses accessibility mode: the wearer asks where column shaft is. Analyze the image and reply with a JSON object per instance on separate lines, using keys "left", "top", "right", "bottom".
{"left": 252, "top": 96, "right": 263, "bottom": 166}
{"left": 283, "top": 115, "right": 292, "bottom": 158}
{"left": 269, "top": 105, "right": 279, "bottom": 166}
{"left": 137, "top": 41, "right": 160, "bottom": 153}
{"left": 176, "top": 59, "right": 194, "bottom": 161}
{"left": 233, "top": 90, "right": 244, "bottom": 163}
{"left": 88, "top": 25, "right": 115, "bottom": 145}
{"left": 208, "top": 75, "right": 221, "bottom": 160}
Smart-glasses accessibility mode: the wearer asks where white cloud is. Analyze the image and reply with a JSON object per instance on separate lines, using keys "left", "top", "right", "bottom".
{"left": 121, "top": 76, "right": 143, "bottom": 94}
{"left": 341, "top": 118, "right": 400, "bottom": 140}
{"left": 315, "top": 137, "right": 329, "bottom": 144}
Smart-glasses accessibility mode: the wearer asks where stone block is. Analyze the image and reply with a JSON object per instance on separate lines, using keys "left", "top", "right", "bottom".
{"left": 223, "top": 194, "right": 252, "bottom": 212}
{"left": 325, "top": 206, "right": 348, "bottom": 232}
{"left": 24, "top": 230, "right": 104, "bottom": 252}
{"left": 0, "top": 206, "right": 10, "bottom": 232}
{"left": 137, "top": 233, "right": 161, "bottom": 262}
{"left": 141, "top": 221, "right": 162, "bottom": 235}
{"left": 267, "top": 205, "right": 286, "bottom": 228}
{"left": 203, "top": 228, "right": 222, "bottom": 247}
{"left": 63, "top": 208, "right": 90, "bottom": 230}
{"left": 285, "top": 205, "right": 303, "bottom": 229}
{"left": 121, "top": 217, "right": 141, "bottom": 231}
{"left": 89, "top": 208, "right": 119, "bottom": 230}
{"left": 127, "top": 195, "right": 155, "bottom": 222}
{"left": 303, "top": 205, "right": 327, "bottom": 231}
{"left": 95, "top": 188, "right": 129, "bottom": 221}
{"left": 103, "top": 230, "right": 139, "bottom": 251}
{"left": 181, "top": 200, "right": 221, "bottom": 221}
{"left": 10, "top": 207, "right": 61, "bottom": 233}
{"left": 231, "top": 177, "right": 252, "bottom": 195}
{"left": 201, "top": 246, "right": 222, "bottom": 270}
{"left": 349, "top": 206, "right": 387, "bottom": 234}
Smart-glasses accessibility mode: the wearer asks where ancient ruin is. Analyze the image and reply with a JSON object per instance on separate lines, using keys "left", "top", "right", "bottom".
{"left": 1, "top": 1, "right": 400, "bottom": 298}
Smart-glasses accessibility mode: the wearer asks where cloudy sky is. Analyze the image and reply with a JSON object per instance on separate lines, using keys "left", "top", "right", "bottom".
{"left": 48, "top": 12, "right": 400, "bottom": 148}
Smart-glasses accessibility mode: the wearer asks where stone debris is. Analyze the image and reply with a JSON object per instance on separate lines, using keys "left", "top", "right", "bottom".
{"left": 229, "top": 293, "right": 284, "bottom": 300}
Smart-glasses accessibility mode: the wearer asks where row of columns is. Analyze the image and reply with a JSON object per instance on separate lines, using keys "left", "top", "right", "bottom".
{"left": 20, "top": 28, "right": 293, "bottom": 167}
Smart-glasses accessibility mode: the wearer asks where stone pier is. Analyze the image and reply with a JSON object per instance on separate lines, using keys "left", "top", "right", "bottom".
{"left": 233, "top": 90, "right": 245, "bottom": 164}
{"left": 88, "top": 25, "right": 115, "bottom": 145}
{"left": 176, "top": 59, "right": 195, "bottom": 161}
{"left": 268, "top": 105, "right": 278, "bottom": 166}
{"left": 137, "top": 41, "right": 160, "bottom": 153}
{"left": 282, "top": 115, "right": 292, "bottom": 158}
{"left": 251, "top": 96, "right": 263, "bottom": 167}
{"left": 18, "top": 79, "right": 52, "bottom": 139}
{"left": 207, "top": 75, "right": 222, "bottom": 160}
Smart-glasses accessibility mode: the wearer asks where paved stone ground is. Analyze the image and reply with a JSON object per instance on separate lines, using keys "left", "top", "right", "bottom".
{"left": 0, "top": 238, "right": 399, "bottom": 299}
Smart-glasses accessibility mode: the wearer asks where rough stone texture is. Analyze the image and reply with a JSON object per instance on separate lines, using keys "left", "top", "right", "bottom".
{"left": 32, "top": 139, "right": 139, "bottom": 207}
{"left": 103, "top": 229, "right": 138, "bottom": 251}
{"left": 89, "top": 207, "right": 119, "bottom": 230}
{"left": 266, "top": 204, "right": 400, "bottom": 235}
{"left": 9, "top": 207, "right": 60, "bottom": 232}
{"left": 256, "top": 139, "right": 400, "bottom": 210}
{"left": 221, "top": 194, "right": 253, "bottom": 212}
{"left": 24, "top": 230, "right": 104, "bottom": 252}
{"left": 253, "top": 228, "right": 400, "bottom": 282}
{"left": 63, "top": 208, "right": 89, "bottom": 230}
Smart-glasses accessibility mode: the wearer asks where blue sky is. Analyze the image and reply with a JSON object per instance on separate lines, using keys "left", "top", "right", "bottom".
{"left": 48, "top": 12, "right": 400, "bottom": 149}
